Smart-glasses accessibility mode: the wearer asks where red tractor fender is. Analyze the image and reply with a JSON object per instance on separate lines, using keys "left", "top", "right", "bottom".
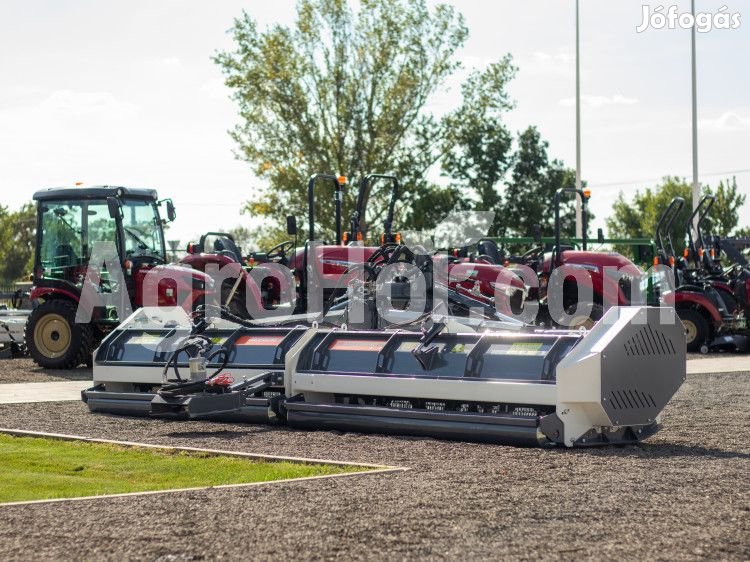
{"left": 30, "top": 286, "right": 80, "bottom": 304}
{"left": 663, "top": 291, "right": 723, "bottom": 324}
{"left": 180, "top": 252, "right": 237, "bottom": 271}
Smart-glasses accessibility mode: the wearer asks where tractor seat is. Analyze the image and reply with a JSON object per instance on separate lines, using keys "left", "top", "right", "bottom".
{"left": 476, "top": 239, "right": 503, "bottom": 264}
{"left": 213, "top": 238, "right": 242, "bottom": 263}
{"left": 54, "top": 244, "right": 77, "bottom": 267}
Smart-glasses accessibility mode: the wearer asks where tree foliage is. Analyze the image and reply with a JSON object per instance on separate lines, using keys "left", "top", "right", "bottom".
{"left": 710, "top": 177, "right": 746, "bottom": 237}
{"left": 217, "top": 0, "right": 583, "bottom": 245}
{"left": 0, "top": 203, "right": 36, "bottom": 283}
{"left": 606, "top": 176, "right": 747, "bottom": 254}
{"left": 216, "top": 0, "right": 470, "bottom": 240}
{"left": 501, "top": 127, "right": 582, "bottom": 237}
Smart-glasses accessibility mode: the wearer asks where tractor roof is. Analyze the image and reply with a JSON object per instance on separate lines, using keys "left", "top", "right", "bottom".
{"left": 32, "top": 185, "right": 158, "bottom": 202}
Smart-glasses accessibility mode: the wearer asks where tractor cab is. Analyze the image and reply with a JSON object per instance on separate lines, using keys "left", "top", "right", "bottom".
{"left": 27, "top": 185, "right": 208, "bottom": 369}
{"left": 32, "top": 186, "right": 170, "bottom": 294}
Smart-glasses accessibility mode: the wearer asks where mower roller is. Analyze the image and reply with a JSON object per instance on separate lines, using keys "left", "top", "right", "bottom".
{"left": 83, "top": 304, "right": 686, "bottom": 448}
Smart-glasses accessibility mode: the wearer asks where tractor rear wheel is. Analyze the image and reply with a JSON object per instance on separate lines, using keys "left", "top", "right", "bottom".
{"left": 26, "top": 300, "right": 93, "bottom": 369}
{"left": 677, "top": 309, "right": 709, "bottom": 353}
{"left": 564, "top": 303, "right": 604, "bottom": 330}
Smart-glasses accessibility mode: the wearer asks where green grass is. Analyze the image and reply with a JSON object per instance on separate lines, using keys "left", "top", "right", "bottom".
{"left": 0, "top": 434, "right": 361, "bottom": 503}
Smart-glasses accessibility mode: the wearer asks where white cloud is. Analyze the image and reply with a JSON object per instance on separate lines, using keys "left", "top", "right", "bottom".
{"left": 459, "top": 54, "right": 495, "bottom": 68}
{"left": 699, "top": 112, "right": 750, "bottom": 132}
{"left": 33, "top": 90, "right": 138, "bottom": 119}
{"left": 559, "top": 94, "right": 639, "bottom": 108}
{"left": 518, "top": 50, "right": 575, "bottom": 78}
{"left": 155, "top": 56, "right": 181, "bottom": 67}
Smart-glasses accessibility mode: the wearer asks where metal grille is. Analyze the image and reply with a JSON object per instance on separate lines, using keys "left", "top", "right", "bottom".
{"left": 608, "top": 389, "right": 656, "bottom": 410}
{"left": 624, "top": 325, "right": 676, "bottom": 356}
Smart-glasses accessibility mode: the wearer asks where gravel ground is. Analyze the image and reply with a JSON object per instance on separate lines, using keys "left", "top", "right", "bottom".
{"left": 0, "top": 358, "right": 91, "bottom": 383}
{"left": 0, "top": 371, "right": 747, "bottom": 561}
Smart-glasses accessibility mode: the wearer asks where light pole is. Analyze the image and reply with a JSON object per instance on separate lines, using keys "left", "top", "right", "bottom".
{"left": 575, "top": 0, "right": 583, "bottom": 239}
{"left": 691, "top": 0, "right": 700, "bottom": 231}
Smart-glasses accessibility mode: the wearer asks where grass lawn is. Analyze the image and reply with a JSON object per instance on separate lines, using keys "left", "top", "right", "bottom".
{"left": 0, "top": 434, "right": 361, "bottom": 503}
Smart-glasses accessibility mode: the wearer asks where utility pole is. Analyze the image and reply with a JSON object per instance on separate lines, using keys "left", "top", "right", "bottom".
{"left": 575, "top": 0, "right": 583, "bottom": 239}
{"left": 690, "top": 0, "right": 700, "bottom": 231}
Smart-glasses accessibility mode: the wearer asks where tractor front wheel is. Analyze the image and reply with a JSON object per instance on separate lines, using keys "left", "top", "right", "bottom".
{"left": 677, "top": 309, "right": 709, "bottom": 353}
{"left": 26, "top": 300, "right": 93, "bottom": 369}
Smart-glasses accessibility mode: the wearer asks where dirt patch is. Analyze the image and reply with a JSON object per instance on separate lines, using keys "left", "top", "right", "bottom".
{"left": 0, "top": 370, "right": 746, "bottom": 561}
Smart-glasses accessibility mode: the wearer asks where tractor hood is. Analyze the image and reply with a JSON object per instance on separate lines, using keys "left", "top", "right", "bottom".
{"left": 544, "top": 250, "right": 642, "bottom": 276}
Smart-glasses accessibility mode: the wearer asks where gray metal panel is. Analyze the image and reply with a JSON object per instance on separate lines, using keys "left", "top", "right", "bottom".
{"left": 600, "top": 308, "right": 686, "bottom": 426}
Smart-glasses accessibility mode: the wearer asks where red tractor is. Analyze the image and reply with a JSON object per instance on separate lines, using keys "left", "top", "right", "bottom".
{"left": 26, "top": 186, "right": 210, "bottom": 368}
{"left": 343, "top": 174, "right": 527, "bottom": 316}
{"left": 496, "top": 188, "right": 642, "bottom": 328}
{"left": 657, "top": 195, "right": 747, "bottom": 352}
{"left": 181, "top": 173, "right": 348, "bottom": 317}
{"left": 183, "top": 173, "right": 522, "bottom": 323}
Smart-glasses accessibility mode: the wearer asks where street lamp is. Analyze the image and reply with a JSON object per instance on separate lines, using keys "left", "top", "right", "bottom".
{"left": 575, "top": 0, "right": 583, "bottom": 239}
{"left": 691, "top": 0, "right": 700, "bottom": 230}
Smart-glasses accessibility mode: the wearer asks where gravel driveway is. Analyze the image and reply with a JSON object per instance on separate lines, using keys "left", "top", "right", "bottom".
{"left": 0, "top": 369, "right": 747, "bottom": 561}
{"left": 0, "top": 358, "right": 91, "bottom": 384}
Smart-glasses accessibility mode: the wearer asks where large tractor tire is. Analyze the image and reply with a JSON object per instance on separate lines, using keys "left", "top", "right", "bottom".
{"left": 25, "top": 300, "right": 94, "bottom": 369}
{"left": 677, "top": 308, "right": 710, "bottom": 353}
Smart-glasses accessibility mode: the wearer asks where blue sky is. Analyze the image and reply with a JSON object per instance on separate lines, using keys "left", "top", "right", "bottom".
{"left": 1, "top": 0, "right": 748, "bottom": 244}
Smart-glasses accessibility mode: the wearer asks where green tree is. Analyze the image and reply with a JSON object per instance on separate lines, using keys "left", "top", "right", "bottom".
{"left": 710, "top": 176, "right": 746, "bottom": 237}
{"left": 401, "top": 184, "right": 466, "bottom": 232}
{"left": 606, "top": 176, "right": 748, "bottom": 254}
{"left": 0, "top": 203, "right": 36, "bottom": 282}
{"left": 441, "top": 57, "right": 516, "bottom": 233}
{"left": 607, "top": 178, "right": 692, "bottom": 254}
{"left": 500, "top": 127, "right": 581, "bottom": 237}
{"left": 215, "top": 0, "right": 532, "bottom": 241}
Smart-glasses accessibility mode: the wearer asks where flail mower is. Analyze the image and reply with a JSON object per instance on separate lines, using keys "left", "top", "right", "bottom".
{"left": 82, "top": 302, "right": 685, "bottom": 448}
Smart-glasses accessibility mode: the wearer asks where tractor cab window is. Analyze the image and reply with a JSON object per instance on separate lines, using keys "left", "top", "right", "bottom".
{"left": 120, "top": 199, "right": 164, "bottom": 260}
{"left": 38, "top": 200, "right": 115, "bottom": 281}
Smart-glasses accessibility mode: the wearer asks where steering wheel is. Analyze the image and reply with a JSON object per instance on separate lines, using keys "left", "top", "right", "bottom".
{"left": 266, "top": 240, "right": 295, "bottom": 261}
{"left": 367, "top": 243, "right": 400, "bottom": 267}
{"left": 521, "top": 245, "right": 545, "bottom": 261}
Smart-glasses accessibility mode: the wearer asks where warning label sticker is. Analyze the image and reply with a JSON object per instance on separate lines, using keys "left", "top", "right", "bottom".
{"left": 236, "top": 335, "right": 286, "bottom": 347}
{"left": 127, "top": 334, "right": 162, "bottom": 346}
{"left": 330, "top": 339, "right": 385, "bottom": 352}
{"left": 505, "top": 342, "right": 546, "bottom": 356}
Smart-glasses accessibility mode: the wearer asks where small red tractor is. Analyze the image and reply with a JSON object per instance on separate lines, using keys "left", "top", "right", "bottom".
{"left": 183, "top": 173, "right": 523, "bottom": 322}
{"left": 656, "top": 195, "right": 747, "bottom": 352}
{"left": 26, "top": 186, "right": 210, "bottom": 368}
{"left": 494, "top": 188, "right": 642, "bottom": 328}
